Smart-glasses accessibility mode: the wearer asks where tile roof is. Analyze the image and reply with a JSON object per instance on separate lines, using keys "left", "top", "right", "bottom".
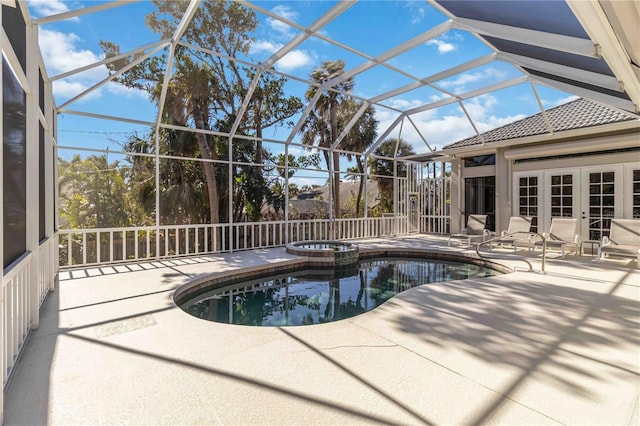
{"left": 443, "top": 98, "right": 639, "bottom": 150}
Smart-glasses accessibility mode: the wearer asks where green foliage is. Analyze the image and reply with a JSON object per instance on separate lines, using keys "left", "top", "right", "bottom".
{"left": 124, "top": 132, "right": 209, "bottom": 225}
{"left": 99, "top": 0, "right": 303, "bottom": 225}
{"left": 369, "top": 138, "right": 415, "bottom": 216}
{"left": 300, "top": 61, "right": 377, "bottom": 218}
{"left": 59, "top": 154, "right": 137, "bottom": 228}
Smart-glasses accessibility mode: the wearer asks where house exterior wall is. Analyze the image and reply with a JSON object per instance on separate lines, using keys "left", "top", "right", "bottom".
{"left": 495, "top": 148, "right": 511, "bottom": 234}
{"left": 449, "top": 159, "right": 462, "bottom": 233}
{"left": 447, "top": 126, "right": 640, "bottom": 240}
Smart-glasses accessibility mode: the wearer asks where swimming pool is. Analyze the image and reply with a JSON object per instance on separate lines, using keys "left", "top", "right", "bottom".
{"left": 176, "top": 256, "right": 502, "bottom": 327}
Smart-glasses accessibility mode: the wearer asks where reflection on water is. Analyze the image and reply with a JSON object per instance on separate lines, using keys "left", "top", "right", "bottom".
{"left": 181, "top": 258, "right": 500, "bottom": 327}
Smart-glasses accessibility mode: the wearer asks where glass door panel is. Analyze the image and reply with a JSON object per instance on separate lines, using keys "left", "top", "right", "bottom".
{"left": 515, "top": 174, "right": 539, "bottom": 233}
{"left": 544, "top": 169, "right": 579, "bottom": 234}
{"left": 581, "top": 166, "right": 622, "bottom": 240}
{"left": 465, "top": 176, "right": 495, "bottom": 231}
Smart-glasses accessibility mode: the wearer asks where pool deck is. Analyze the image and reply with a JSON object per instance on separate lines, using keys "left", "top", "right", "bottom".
{"left": 4, "top": 234, "right": 640, "bottom": 425}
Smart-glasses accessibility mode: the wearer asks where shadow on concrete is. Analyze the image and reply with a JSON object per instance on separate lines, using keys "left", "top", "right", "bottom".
{"left": 278, "top": 327, "right": 435, "bottom": 425}
{"left": 60, "top": 330, "right": 405, "bottom": 425}
{"left": 387, "top": 268, "right": 639, "bottom": 424}
{"left": 59, "top": 247, "right": 297, "bottom": 282}
{"left": 4, "top": 284, "right": 59, "bottom": 425}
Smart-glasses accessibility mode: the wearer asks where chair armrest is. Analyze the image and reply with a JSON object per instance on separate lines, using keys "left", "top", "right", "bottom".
{"left": 573, "top": 235, "right": 582, "bottom": 245}
{"left": 601, "top": 236, "right": 611, "bottom": 247}
{"left": 500, "top": 230, "right": 507, "bottom": 237}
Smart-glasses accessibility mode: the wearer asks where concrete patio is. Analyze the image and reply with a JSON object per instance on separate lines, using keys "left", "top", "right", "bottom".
{"left": 4, "top": 235, "right": 639, "bottom": 425}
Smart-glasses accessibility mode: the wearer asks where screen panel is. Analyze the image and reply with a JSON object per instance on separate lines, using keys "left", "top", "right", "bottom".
{"left": 3, "top": 59, "right": 27, "bottom": 268}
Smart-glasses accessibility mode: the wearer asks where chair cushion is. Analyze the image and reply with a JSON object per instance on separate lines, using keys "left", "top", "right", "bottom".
{"left": 600, "top": 244, "right": 639, "bottom": 256}
{"left": 466, "top": 215, "right": 487, "bottom": 235}
{"left": 608, "top": 219, "right": 640, "bottom": 247}
{"left": 539, "top": 240, "right": 577, "bottom": 249}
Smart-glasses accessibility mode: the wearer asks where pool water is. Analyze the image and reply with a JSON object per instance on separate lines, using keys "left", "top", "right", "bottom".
{"left": 179, "top": 258, "right": 501, "bottom": 327}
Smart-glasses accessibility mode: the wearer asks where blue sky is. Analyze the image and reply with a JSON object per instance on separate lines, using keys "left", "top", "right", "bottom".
{"left": 29, "top": 0, "right": 576, "bottom": 170}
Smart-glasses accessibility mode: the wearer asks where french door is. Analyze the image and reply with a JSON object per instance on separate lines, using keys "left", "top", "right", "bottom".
{"left": 544, "top": 166, "right": 622, "bottom": 240}
{"left": 515, "top": 165, "right": 623, "bottom": 241}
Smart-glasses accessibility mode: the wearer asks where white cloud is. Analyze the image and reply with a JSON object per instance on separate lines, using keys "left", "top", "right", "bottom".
{"left": 373, "top": 93, "right": 527, "bottom": 150}
{"left": 250, "top": 40, "right": 282, "bottom": 54}
{"left": 375, "top": 112, "right": 472, "bottom": 152}
{"left": 429, "top": 93, "right": 448, "bottom": 103}
{"left": 39, "top": 29, "right": 105, "bottom": 78}
{"left": 30, "top": 0, "right": 78, "bottom": 20}
{"left": 438, "top": 67, "right": 507, "bottom": 93}
{"left": 268, "top": 5, "right": 298, "bottom": 38}
{"left": 106, "top": 82, "right": 148, "bottom": 100}
{"left": 476, "top": 114, "right": 527, "bottom": 133}
{"left": 442, "top": 72, "right": 482, "bottom": 87}
{"left": 275, "top": 50, "right": 315, "bottom": 72}
{"left": 52, "top": 80, "right": 100, "bottom": 101}
{"left": 464, "top": 95, "right": 498, "bottom": 121}
{"left": 39, "top": 28, "right": 108, "bottom": 103}
{"left": 411, "top": 7, "right": 425, "bottom": 24}
{"left": 382, "top": 98, "right": 431, "bottom": 112}
{"left": 250, "top": 39, "right": 315, "bottom": 72}
{"left": 425, "top": 32, "right": 464, "bottom": 55}
{"left": 426, "top": 38, "right": 456, "bottom": 54}
{"left": 545, "top": 95, "right": 579, "bottom": 108}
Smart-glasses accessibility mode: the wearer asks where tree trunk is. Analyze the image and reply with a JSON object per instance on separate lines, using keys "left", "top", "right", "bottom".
{"left": 193, "top": 107, "right": 219, "bottom": 225}
{"left": 197, "top": 133, "right": 219, "bottom": 224}
{"left": 255, "top": 102, "right": 263, "bottom": 165}
{"left": 329, "top": 101, "right": 340, "bottom": 220}
{"left": 322, "top": 150, "right": 332, "bottom": 219}
{"left": 332, "top": 151, "right": 340, "bottom": 219}
{"left": 356, "top": 157, "right": 364, "bottom": 216}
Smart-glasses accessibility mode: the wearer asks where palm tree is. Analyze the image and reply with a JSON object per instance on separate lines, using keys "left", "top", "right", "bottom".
{"left": 155, "top": 58, "right": 221, "bottom": 225}
{"left": 341, "top": 100, "right": 377, "bottom": 216}
{"left": 300, "top": 60, "right": 354, "bottom": 219}
{"left": 369, "top": 138, "right": 415, "bottom": 215}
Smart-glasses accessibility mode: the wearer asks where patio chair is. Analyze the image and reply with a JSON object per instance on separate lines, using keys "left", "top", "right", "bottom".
{"left": 597, "top": 218, "right": 640, "bottom": 268}
{"left": 533, "top": 217, "right": 581, "bottom": 259}
{"left": 448, "top": 214, "right": 490, "bottom": 246}
{"left": 489, "top": 216, "right": 533, "bottom": 252}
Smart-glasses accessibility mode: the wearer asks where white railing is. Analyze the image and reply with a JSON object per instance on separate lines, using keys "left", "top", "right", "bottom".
{"left": 2, "top": 252, "right": 33, "bottom": 388}
{"left": 419, "top": 215, "right": 450, "bottom": 234}
{"left": 2, "top": 237, "right": 57, "bottom": 389}
{"left": 57, "top": 216, "right": 412, "bottom": 269}
{"left": 38, "top": 237, "right": 55, "bottom": 307}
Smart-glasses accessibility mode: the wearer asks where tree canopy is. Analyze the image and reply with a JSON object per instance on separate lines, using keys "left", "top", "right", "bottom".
{"left": 101, "top": 0, "right": 302, "bottom": 224}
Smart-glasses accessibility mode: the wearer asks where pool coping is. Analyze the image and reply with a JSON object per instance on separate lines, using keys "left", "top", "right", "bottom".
{"left": 173, "top": 246, "right": 514, "bottom": 307}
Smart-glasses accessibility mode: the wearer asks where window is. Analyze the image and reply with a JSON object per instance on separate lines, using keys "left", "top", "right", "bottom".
{"left": 464, "top": 154, "right": 495, "bottom": 167}
{"left": 550, "top": 173, "right": 573, "bottom": 218}
{"left": 3, "top": 58, "right": 27, "bottom": 268}
{"left": 587, "top": 171, "right": 615, "bottom": 240}
{"left": 465, "top": 176, "right": 495, "bottom": 231}
{"left": 518, "top": 176, "right": 538, "bottom": 232}
{"left": 2, "top": 4, "right": 26, "bottom": 73}
{"left": 633, "top": 169, "right": 640, "bottom": 219}
{"left": 39, "top": 124, "right": 46, "bottom": 241}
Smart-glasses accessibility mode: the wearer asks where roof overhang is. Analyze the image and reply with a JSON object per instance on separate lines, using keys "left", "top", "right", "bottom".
{"left": 441, "top": 118, "right": 640, "bottom": 157}
{"left": 433, "top": 0, "right": 639, "bottom": 114}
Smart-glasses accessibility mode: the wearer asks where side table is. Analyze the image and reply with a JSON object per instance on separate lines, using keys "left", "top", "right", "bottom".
{"left": 581, "top": 239, "right": 601, "bottom": 256}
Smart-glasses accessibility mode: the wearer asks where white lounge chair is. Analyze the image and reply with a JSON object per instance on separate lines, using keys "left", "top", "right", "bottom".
{"left": 489, "top": 216, "right": 533, "bottom": 252}
{"left": 448, "top": 214, "right": 490, "bottom": 246}
{"left": 597, "top": 219, "right": 640, "bottom": 268}
{"left": 533, "top": 217, "right": 581, "bottom": 259}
